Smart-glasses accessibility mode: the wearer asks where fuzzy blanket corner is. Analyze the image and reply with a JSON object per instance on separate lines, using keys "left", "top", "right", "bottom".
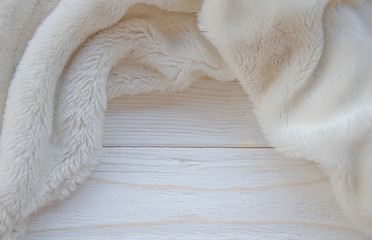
{"left": 1, "top": 0, "right": 372, "bottom": 239}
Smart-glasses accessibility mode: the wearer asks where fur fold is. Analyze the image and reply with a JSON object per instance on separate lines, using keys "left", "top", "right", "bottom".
{"left": 0, "top": 0, "right": 372, "bottom": 238}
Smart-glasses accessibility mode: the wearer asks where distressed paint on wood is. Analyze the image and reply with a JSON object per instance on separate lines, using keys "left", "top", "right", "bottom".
{"left": 103, "top": 79, "right": 267, "bottom": 147}
{"left": 25, "top": 79, "right": 372, "bottom": 239}
{"left": 26, "top": 148, "right": 370, "bottom": 239}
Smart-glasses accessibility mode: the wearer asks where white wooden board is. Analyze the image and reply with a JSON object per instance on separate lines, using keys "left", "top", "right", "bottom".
{"left": 25, "top": 79, "right": 372, "bottom": 239}
{"left": 102, "top": 79, "right": 267, "bottom": 148}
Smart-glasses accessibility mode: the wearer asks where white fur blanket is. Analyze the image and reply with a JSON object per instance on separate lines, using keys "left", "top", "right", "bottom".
{"left": 1, "top": 0, "right": 372, "bottom": 239}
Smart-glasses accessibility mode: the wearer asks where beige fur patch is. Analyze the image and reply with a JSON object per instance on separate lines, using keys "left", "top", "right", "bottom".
{"left": 326, "top": 0, "right": 364, "bottom": 9}
{"left": 232, "top": 15, "right": 307, "bottom": 98}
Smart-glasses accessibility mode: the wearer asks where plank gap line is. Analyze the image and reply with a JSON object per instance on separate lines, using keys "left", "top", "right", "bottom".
{"left": 101, "top": 146, "right": 274, "bottom": 149}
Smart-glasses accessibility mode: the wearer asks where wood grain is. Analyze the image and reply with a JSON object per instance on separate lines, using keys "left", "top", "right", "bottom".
{"left": 25, "top": 79, "right": 371, "bottom": 239}
{"left": 26, "top": 148, "right": 370, "bottom": 239}
{"left": 102, "top": 79, "right": 267, "bottom": 148}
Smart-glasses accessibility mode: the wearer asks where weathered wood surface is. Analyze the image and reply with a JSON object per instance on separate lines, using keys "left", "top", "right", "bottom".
{"left": 102, "top": 79, "right": 267, "bottom": 148}
{"left": 25, "top": 79, "right": 371, "bottom": 239}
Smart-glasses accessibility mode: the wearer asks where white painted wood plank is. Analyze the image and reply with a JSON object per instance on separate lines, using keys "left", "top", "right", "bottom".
{"left": 103, "top": 79, "right": 268, "bottom": 147}
{"left": 25, "top": 148, "right": 371, "bottom": 239}
{"left": 25, "top": 224, "right": 371, "bottom": 240}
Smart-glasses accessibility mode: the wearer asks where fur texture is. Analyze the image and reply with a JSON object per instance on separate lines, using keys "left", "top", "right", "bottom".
{"left": 0, "top": 0, "right": 372, "bottom": 239}
{"left": 199, "top": 0, "right": 372, "bottom": 234}
{"left": 0, "top": 0, "right": 60, "bottom": 133}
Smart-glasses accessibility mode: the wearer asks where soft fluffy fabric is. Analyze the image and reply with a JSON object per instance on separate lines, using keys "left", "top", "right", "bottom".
{"left": 0, "top": 0, "right": 372, "bottom": 239}
{"left": 0, "top": 0, "right": 60, "bottom": 133}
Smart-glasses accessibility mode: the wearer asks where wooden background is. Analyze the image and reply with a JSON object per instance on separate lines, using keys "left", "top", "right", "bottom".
{"left": 25, "top": 79, "right": 372, "bottom": 239}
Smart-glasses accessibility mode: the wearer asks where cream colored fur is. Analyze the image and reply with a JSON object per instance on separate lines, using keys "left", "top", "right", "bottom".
{"left": 0, "top": 0, "right": 60, "bottom": 132}
{"left": 199, "top": 0, "right": 372, "bottom": 234}
{"left": 0, "top": 0, "right": 372, "bottom": 239}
